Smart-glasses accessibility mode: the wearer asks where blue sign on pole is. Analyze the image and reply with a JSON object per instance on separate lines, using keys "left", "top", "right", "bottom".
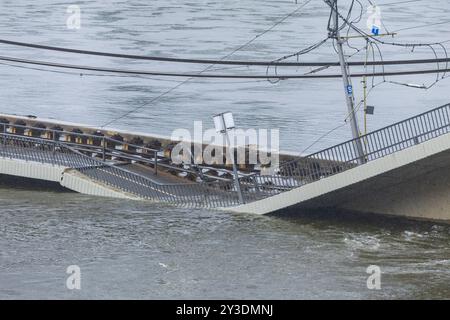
{"left": 371, "top": 26, "right": 380, "bottom": 36}
{"left": 347, "top": 85, "right": 353, "bottom": 96}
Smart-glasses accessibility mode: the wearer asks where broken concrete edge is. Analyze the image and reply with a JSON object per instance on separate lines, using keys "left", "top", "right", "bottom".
{"left": 61, "top": 168, "right": 142, "bottom": 200}
{"left": 229, "top": 131, "right": 450, "bottom": 222}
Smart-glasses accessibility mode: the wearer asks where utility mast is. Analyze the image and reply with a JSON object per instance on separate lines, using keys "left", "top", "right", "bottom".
{"left": 329, "top": 0, "right": 365, "bottom": 164}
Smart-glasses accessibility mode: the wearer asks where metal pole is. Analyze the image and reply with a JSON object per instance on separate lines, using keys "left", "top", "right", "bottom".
{"left": 222, "top": 115, "right": 245, "bottom": 204}
{"left": 331, "top": 0, "right": 365, "bottom": 164}
{"left": 363, "top": 39, "right": 369, "bottom": 156}
{"left": 363, "top": 38, "right": 370, "bottom": 138}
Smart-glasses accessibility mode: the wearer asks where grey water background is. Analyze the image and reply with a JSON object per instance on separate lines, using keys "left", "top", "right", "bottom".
{"left": 0, "top": 0, "right": 449, "bottom": 299}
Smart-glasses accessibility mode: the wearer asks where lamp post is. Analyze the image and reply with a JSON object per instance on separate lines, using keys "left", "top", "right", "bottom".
{"left": 213, "top": 112, "right": 245, "bottom": 205}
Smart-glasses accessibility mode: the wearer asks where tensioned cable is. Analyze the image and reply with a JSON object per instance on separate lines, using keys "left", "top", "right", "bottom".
{"left": 0, "top": 61, "right": 268, "bottom": 84}
{"left": 1, "top": 55, "right": 449, "bottom": 79}
{"left": 392, "top": 19, "right": 450, "bottom": 33}
{"left": 3, "top": 38, "right": 450, "bottom": 67}
{"left": 379, "top": 0, "right": 422, "bottom": 6}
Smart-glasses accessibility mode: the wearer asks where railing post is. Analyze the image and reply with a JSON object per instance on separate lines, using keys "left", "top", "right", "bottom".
{"left": 252, "top": 176, "right": 261, "bottom": 197}
{"left": 2, "top": 125, "right": 6, "bottom": 146}
{"left": 53, "top": 131, "right": 57, "bottom": 155}
{"left": 102, "top": 137, "right": 106, "bottom": 161}
{"left": 154, "top": 150, "right": 158, "bottom": 176}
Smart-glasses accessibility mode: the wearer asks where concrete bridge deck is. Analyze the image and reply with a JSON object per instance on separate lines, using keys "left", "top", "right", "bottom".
{"left": 2, "top": 103, "right": 450, "bottom": 222}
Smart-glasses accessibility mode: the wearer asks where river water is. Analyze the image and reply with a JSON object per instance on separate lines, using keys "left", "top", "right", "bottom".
{"left": 0, "top": 0, "right": 449, "bottom": 299}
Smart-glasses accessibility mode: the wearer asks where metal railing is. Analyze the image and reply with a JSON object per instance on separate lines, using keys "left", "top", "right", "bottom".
{"left": 1, "top": 123, "right": 161, "bottom": 163}
{"left": 248, "top": 103, "right": 450, "bottom": 195}
{"left": 0, "top": 122, "right": 245, "bottom": 183}
{"left": 0, "top": 133, "right": 242, "bottom": 208}
{"left": 0, "top": 133, "right": 90, "bottom": 167}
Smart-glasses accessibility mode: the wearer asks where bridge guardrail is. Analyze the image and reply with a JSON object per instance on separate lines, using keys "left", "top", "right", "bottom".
{"left": 0, "top": 133, "right": 242, "bottom": 208}
{"left": 250, "top": 103, "right": 450, "bottom": 194}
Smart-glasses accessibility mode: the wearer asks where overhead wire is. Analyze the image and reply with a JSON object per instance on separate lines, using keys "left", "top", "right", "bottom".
{"left": 4, "top": 54, "right": 450, "bottom": 79}
{"left": 324, "top": 0, "right": 449, "bottom": 47}
{"left": 324, "top": 0, "right": 450, "bottom": 91}
{"left": 0, "top": 61, "right": 271, "bottom": 85}
{"left": 0, "top": 1, "right": 317, "bottom": 69}
{"left": 3, "top": 37, "right": 450, "bottom": 68}
{"left": 392, "top": 19, "right": 450, "bottom": 33}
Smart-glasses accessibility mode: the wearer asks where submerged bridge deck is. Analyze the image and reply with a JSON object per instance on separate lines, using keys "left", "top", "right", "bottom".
{"left": 1, "top": 103, "right": 450, "bottom": 221}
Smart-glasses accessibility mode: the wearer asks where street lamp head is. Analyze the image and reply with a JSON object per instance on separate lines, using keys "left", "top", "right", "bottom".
{"left": 213, "top": 112, "right": 235, "bottom": 133}
{"left": 222, "top": 112, "right": 235, "bottom": 130}
{"left": 213, "top": 114, "right": 225, "bottom": 133}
